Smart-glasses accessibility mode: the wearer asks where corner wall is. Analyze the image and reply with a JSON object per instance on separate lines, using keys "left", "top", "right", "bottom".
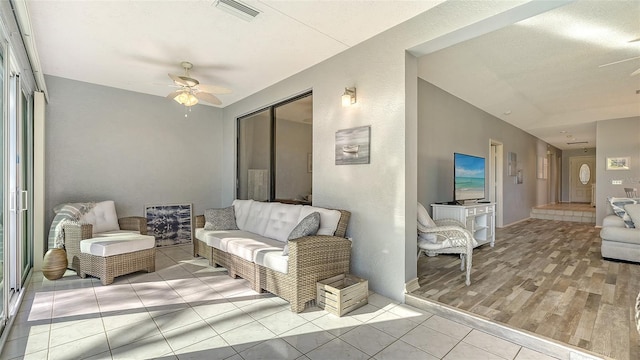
{"left": 44, "top": 76, "right": 225, "bottom": 240}
{"left": 417, "top": 80, "right": 554, "bottom": 226}
{"left": 221, "top": 2, "right": 539, "bottom": 301}
{"left": 595, "top": 116, "right": 640, "bottom": 225}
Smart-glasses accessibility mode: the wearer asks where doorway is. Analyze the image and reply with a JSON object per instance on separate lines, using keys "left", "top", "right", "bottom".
{"left": 569, "top": 156, "right": 595, "bottom": 203}
{"left": 489, "top": 140, "right": 503, "bottom": 228}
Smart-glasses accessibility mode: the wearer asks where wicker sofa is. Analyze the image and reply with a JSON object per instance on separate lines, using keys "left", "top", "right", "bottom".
{"left": 194, "top": 199, "right": 351, "bottom": 312}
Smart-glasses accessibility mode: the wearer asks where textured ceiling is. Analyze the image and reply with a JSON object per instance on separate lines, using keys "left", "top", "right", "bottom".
{"left": 25, "top": 0, "right": 640, "bottom": 150}
{"left": 417, "top": 0, "right": 640, "bottom": 150}
{"left": 26, "top": 0, "right": 444, "bottom": 106}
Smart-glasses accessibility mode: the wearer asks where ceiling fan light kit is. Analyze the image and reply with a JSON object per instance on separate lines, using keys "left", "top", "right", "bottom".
{"left": 166, "top": 61, "right": 231, "bottom": 109}
{"left": 174, "top": 92, "right": 198, "bottom": 107}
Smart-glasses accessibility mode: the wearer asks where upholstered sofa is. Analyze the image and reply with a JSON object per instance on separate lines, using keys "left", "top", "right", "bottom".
{"left": 194, "top": 199, "right": 351, "bottom": 312}
{"left": 600, "top": 197, "right": 640, "bottom": 263}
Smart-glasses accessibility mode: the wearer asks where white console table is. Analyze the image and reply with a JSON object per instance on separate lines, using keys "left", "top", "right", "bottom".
{"left": 431, "top": 203, "right": 495, "bottom": 248}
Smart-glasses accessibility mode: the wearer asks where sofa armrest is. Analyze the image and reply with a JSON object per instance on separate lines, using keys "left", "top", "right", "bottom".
{"left": 288, "top": 235, "right": 351, "bottom": 275}
{"left": 118, "top": 216, "right": 148, "bottom": 234}
{"left": 195, "top": 215, "right": 205, "bottom": 228}
{"left": 600, "top": 226, "right": 640, "bottom": 245}
{"left": 602, "top": 215, "right": 626, "bottom": 228}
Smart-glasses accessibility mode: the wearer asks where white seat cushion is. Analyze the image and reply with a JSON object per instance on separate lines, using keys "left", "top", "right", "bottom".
{"left": 80, "top": 234, "right": 155, "bottom": 257}
{"left": 254, "top": 249, "right": 288, "bottom": 274}
{"left": 80, "top": 200, "right": 121, "bottom": 235}
{"left": 263, "top": 203, "right": 302, "bottom": 242}
{"left": 202, "top": 230, "right": 269, "bottom": 252}
{"left": 226, "top": 237, "right": 283, "bottom": 262}
{"left": 242, "top": 201, "right": 274, "bottom": 235}
{"left": 232, "top": 199, "right": 254, "bottom": 230}
{"left": 299, "top": 206, "right": 341, "bottom": 236}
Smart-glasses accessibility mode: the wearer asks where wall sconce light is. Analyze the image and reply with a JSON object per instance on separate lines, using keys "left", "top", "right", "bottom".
{"left": 341, "top": 87, "right": 356, "bottom": 107}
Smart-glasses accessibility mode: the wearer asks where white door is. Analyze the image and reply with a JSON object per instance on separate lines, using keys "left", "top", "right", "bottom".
{"left": 489, "top": 140, "right": 503, "bottom": 228}
{"left": 569, "top": 156, "right": 595, "bottom": 203}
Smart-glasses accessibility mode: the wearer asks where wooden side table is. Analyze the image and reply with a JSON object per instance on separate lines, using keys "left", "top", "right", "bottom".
{"left": 42, "top": 248, "right": 68, "bottom": 280}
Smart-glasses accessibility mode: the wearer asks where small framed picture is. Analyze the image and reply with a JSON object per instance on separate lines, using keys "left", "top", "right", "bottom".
{"left": 606, "top": 157, "right": 630, "bottom": 170}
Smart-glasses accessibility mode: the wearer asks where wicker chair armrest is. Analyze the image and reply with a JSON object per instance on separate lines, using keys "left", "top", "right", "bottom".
{"left": 418, "top": 223, "right": 473, "bottom": 240}
{"left": 287, "top": 235, "right": 352, "bottom": 272}
{"left": 195, "top": 215, "right": 205, "bottom": 228}
{"left": 63, "top": 223, "right": 93, "bottom": 254}
{"left": 118, "top": 216, "right": 148, "bottom": 234}
{"left": 418, "top": 223, "right": 474, "bottom": 253}
{"left": 433, "top": 218, "right": 466, "bottom": 228}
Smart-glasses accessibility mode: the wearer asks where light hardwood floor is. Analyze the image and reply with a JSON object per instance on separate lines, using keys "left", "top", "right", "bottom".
{"left": 412, "top": 217, "right": 640, "bottom": 360}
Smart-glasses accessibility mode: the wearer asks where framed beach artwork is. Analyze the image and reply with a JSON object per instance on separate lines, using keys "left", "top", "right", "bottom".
{"left": 145, "top": 203, "right": 193, "bottom": 247}
{"left": 606, "top": 156, "right": 630, "bottom": 170}
{"left": 335, "top": 125, "right": 371, "bottom": 165}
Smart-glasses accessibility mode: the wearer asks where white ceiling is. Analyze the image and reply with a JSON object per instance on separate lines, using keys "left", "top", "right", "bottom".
{"left": 25, "top": 0, "right": 640, "bottom": 150}
{"left": 417, "top": 0, "right": 640, "bottom": 150}
{"left": 26, "top": 0, "right": 444, "bottom": 105}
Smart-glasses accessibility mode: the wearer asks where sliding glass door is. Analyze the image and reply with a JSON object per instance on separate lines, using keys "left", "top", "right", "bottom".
{"left": 236, "top": 92, "right": 313, "bottom": 203}
{"left": 0, "top": 43, "right": 5, "bottom": 333}
{"left": 0, "top": 43, "right": 34, "bottom": 338}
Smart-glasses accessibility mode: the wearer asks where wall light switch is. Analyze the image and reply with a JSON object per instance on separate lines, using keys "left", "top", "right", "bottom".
{"left": 612, "top": 180, "right": 623, "bottom": 185}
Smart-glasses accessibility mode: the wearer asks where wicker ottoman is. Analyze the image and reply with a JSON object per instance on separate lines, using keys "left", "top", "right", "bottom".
{"left": 79, "top": 234, "right": 156, "bottom": 285}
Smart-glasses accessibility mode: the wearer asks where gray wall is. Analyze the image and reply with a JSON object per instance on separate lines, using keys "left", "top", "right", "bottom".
{"left": 44, "top": 76, "right": 225, "bottom": 238}
{"left": 417, "top": 80, "right": 554, "bottom": 226}
{"left": 561, "top": 147, "right": 596, "bottom": 203}
{"left": 595, "top": 116, "right": 640, "bottom": 225}
{"left": 219, "top": 3, "right": 541, "bottom": 301}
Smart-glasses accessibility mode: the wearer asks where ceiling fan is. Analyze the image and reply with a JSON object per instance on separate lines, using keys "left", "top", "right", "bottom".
{"left": 598, "top": 38, "right": 640, "bottom": 76}
{"left": 167, "top": 61, "right": 232, "bottom": 106}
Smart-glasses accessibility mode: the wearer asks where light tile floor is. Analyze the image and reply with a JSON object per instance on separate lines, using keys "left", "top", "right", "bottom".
{"left": 1, "top": 245, "right": 560, "bottom": 360}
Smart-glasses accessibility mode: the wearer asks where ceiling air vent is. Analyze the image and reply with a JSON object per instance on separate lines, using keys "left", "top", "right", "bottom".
{"left": 214, "top": 0, "right": 260, "bottom": 21}
{"left": 567, "top": 141, "right": 589, "bottom": 145}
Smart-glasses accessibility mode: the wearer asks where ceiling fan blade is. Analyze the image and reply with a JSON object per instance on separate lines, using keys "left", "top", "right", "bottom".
{"left": 166, "top": 90, "right": 183, "bottom": 100}
{"left": 169, "top": 73, "right": 189, "bottom": 87}
{"left": 198, "top": 84, "right": 232, "bottom": 94}
{"left": 194, "top": 92, "right": 222, "bottom": 105}
{"left": 631, "top": 68, "right": 640, "bottom": 76}
{"left": 599, "top": 55, "right": 640, "bottom": 68}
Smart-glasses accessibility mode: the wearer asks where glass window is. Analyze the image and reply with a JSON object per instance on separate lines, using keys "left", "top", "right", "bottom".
{"left": 579, "top": 163, "right": 590, "bottom": 185}
{"left": 236, "top": 92, "right": 312, "bottom": 204}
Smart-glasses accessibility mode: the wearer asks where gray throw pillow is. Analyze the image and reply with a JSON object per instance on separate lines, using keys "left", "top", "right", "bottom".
{"left": 204, "top": 207, "right": 239, "bottom": 231}
{"left": 283, "top": 212, "right": 320, "bottom": 256}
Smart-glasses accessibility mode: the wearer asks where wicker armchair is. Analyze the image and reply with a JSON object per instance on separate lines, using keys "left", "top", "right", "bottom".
{"left": 64, "top": 216, "right": 148, "bottom": 274}
{"left": 417, "top": 219, "right": 474, "bottom": 286}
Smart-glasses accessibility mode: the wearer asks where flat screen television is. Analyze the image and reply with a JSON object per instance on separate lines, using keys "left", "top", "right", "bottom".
{"left": 454, "top": 152, "right": 486, "bottom": 203}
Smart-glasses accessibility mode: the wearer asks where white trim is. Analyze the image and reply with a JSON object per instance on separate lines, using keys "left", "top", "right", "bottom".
{"left": 33, "top": 91, "right": 45, "bottom": 270}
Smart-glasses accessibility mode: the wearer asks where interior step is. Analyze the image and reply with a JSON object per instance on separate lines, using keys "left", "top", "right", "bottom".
{"left": 530, "top": 205, "right": 595, "bottom": 223}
